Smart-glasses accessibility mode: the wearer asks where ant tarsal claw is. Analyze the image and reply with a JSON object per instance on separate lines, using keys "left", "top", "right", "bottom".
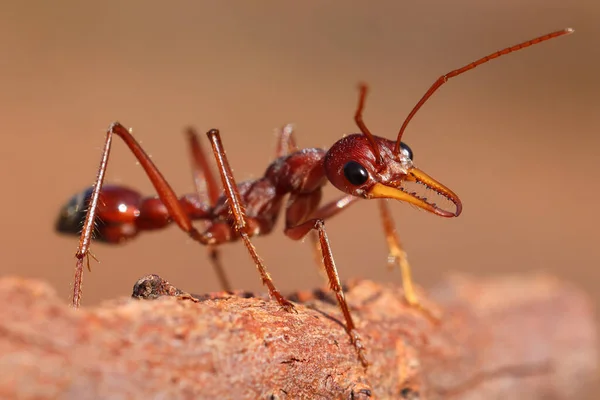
{"left": 279, "top": 299, "right": 297, "bottom": 314}
{"left": 349, "top": 329, "right": 369, "bottom": 367}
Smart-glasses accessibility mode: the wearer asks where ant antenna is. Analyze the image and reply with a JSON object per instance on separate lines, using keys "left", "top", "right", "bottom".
{"left": 394, "top": 28, "right": 574, "bottom": 154}
{"left": 355, "top": 83, "right": 384, "bottom": 165}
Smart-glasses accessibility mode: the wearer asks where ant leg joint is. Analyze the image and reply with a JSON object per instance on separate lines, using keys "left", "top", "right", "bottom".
{"left": 189, "top": 229, "right": 216, "bottom": 245}
{"left": 349, "top": 329, "right": 369, "bottom": 367}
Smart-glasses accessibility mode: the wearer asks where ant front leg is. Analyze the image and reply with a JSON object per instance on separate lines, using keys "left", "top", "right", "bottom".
{"left": 285, "top": 215, "right": 368, "bottom": 367}
{"left": 186, "top": 127, "right": 231, "bottom": 292}
{"left": 377, "top": 201, "right": 422, "bottom": 310}
{"left": 205, "top": 129, "right": 295, "bottom": 312}
{"left": 310, "top": 196, "right": 429, "bottom": 317}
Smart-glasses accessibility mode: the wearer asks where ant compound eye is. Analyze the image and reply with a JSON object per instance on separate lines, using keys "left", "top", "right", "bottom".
{"left": 400, "top": 142, "right": 414, "bottom": 161}
{"left": 343, "top": 161, "right": 369, "bottom": 186}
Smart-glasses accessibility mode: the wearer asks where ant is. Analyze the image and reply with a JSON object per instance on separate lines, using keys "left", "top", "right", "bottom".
{"left": 56, "top": 28, "right": 573, "bottom": 366}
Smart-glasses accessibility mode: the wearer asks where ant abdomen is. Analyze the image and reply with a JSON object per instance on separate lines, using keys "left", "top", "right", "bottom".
{"left": 56, "top": 185, "right": 143, "bottom": 243}
{"left": 95, "top": 186, "right": 143, "bottom": 225}
{"left": 56, "top": 185, "right": 214, "bottom": 244}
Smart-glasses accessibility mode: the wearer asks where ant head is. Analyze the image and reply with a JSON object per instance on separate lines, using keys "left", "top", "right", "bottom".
{"left": 324, "top": 134, "right": 461, "bottom": 217}
{"left": 324, "top": 84, "right": 462, "bottom": 217}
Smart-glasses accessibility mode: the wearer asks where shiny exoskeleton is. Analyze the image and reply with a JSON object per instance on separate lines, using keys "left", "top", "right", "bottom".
{"left": 57, "top": 28, "right": 572, "bottom": 367}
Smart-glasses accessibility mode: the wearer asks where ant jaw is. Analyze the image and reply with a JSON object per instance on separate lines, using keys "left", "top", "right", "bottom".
{"left": 366, "top": 168, "right": 462, "bottom": 218}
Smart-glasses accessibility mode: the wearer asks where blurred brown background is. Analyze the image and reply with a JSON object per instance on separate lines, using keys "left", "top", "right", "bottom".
{"left": 1, "top": 0, "right": 598, "bottom": 391}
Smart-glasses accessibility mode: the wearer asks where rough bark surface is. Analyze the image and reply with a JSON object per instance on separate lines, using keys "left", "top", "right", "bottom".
{"left": 0, "top": 274, "right": 596, "bottom": 399}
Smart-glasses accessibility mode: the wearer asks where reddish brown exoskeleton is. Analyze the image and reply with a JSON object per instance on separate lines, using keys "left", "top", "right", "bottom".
{"left": 56, "top": 28, "right": 573, "bottom": 366}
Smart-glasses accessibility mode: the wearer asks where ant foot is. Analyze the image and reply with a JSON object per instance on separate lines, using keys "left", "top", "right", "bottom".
{"left": 349, "top": 329, "right": 369, "bottom": 368}
{"left": 394, "top": 256, "right": 443, "bottom": 324}
{"left": 404, "top": 294, "right": 442, "bottom": 325}
{"left": 350, "top": 383, "right": 373, "bottom": 399}
{"left": 278, "top": 298, "right": 297, "bottom": 314}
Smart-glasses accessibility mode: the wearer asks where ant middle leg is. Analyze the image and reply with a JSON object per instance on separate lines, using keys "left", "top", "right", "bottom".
{"left": 205, "top": 129, "right": 295, "bottom": 312}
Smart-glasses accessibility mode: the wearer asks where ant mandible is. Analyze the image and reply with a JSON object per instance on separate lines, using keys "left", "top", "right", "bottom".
{"left": 56, "top": 28, "right": 573, "bottom": 366}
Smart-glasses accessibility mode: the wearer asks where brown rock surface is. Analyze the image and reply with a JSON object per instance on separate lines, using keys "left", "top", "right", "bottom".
{"left": 0, "top": 274, "right": 596, "bottom": 399}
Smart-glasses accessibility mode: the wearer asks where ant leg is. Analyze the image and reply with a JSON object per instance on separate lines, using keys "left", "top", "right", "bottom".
{"left": 310, "top": 194, "right": 360, "bottom": 220}
{"left": 311, "top": 196, "right": 426, "bottom": 313}
{"left": 74, "top": 122, "right": 248, "bottom": 307}
{"left": 378, "top": 201, "right": 441, "bottom": 322}
{"left": 73, "top": 122, "right": 214, "bottom": 307}
{"left": 377, "top": 200, "right": 418, "bottom": 304}
{"left": 285, "top": 218, "right": 368, "bottom": 367}
{"left": 186, "top": 127, "right": 231, "bottom": 292}
{"left": 206, "top": 129, "right": 295, "bottom": 312}
{"left": 186, "top": 127, "right": 221, "bottom": 204}
{"left": 72, "top": 128, "right": 113, "bottom": 308}
{"left": 274, "top": 123, "right": 298, "bottom": 157}
{"left": 307, "top": 195, "right": 360, "bottom": 281}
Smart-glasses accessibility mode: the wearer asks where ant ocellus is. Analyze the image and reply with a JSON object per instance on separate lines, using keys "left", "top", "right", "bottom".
{"left": 56, "top": 28, "right": 573, "bottom": 366}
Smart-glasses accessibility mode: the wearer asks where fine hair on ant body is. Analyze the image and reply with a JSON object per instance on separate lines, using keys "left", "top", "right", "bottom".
{"left": 57, "top": 28, "right": 573, "bottom": 366}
